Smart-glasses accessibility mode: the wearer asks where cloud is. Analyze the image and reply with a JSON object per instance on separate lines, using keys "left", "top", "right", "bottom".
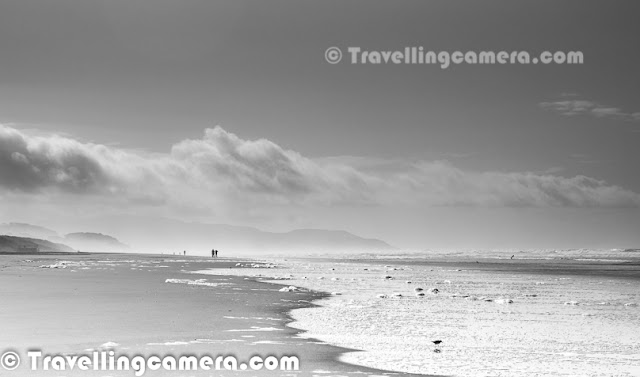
{"left": 1, "top": 124, "right": 639, "bottom": 214}
{"left": 540, "top": 99, "right": 639, "bottom": 122}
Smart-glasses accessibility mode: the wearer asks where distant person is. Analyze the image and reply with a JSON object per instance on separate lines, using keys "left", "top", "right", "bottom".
{"left": 211, "top": 249, "right": 215, "bottom": 258}
{"left": 183, "top": 250, "right": 186, "bottom": 256}
{"left": 215, "top": 249, "right": 219, "bottom": 257}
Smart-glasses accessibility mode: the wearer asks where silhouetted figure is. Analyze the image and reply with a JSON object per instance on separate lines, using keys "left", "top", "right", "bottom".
{"left": 212, "top": 249, "right": 215, "bottom": 258}
{"left": 183, "top": 250, "right": 186, "bottom": 256}
{"left": 215, "top": 249, "right": 219, "bottom": 257}
{"left": 432, "top": 340, "right": 442, "bottom": 353}
{"left": 510, "top": 255, "right": 514, "bottom": 260}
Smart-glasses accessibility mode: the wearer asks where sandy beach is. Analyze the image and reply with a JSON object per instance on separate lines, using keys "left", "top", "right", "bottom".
{"left": 2, "top": 251, "right": 640, "bottom": 376}
{"left": 0, "top": 253, "right": 423, "bottom": 377}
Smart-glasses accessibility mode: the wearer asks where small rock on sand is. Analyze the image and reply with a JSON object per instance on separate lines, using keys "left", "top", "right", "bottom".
{"left": 377, "top": 294, "right": 388, "bottom": 299}
{"left": 495, "top": 298, "right": 514, "bottom": 304}
{"left": 429, "top": 288, "right": 439, "bottom": 294}
{"left": 564, "top": 301, "right": 579, "bottom": 306}
{"left": 414, "top": 287, "right": 424, "bottom": 292}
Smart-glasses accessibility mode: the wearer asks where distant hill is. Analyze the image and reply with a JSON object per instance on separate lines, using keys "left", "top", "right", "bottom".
{"left": 0, "top": 218, "right": 395, "bottom": 255}
{"left": 63, "top": 232, "right": 129, "bottom": 253}
{"left": 0, "top": 223, "right": 59, "bottom": 240}
{"left": 0, "top": 235, "right": 76, "bottom": 254}
{"left": 0, "top": 223, "right": 129, "bottom": 253}
{"left": 75, "top": 216, "right": 396, "bottom": 255}
{"left": 271, "top": 229, "right": 392, "bottom": 252}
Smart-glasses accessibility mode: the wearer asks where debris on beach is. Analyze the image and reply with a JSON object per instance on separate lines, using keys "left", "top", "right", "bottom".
{"left": 376, "top": 294, "right": 388, "bottom": 299}
{"left": 406, "top": 281, "right": 412, "bottom": 284}
{"left": 564, "top": 301, "right": 579, "bottom": 306}
{"left": 39, "top": 261, "right": 82, "bottom": 269}
{"left": 331, "top": 292, "right": 342, "bottom": 296}
{"left": 165, "top": 278, "right": 225, "bottom": 287}
{"left": 416, "top": 292, "right": 425, "bottom": 297}
{"left": 624, "top": 303, "right": 637, "bottom": 307}
{"left": 99, "top": 341, "right": 120, "bottom": 349}
{"left": 495, "top": 298, "right": 514, "bottom": 304}
{"left": 393, "top": 292, "right": 403, "bottom": 297}
{"left": 279, "top": 286, "right": 299, "bottom": 292}
{"left": 384, "top": 275, "right": 393, "bottom": 280}
{"left": 414, "top": 287, "right": 424, "bottom": 292}
{"left": 429, "top": 288, "right": 440, "bottom": 294}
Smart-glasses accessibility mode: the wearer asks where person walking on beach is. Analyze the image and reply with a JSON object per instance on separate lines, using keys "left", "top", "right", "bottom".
{"left": 211, "top": 249, "right": 215, "bottom": 258}
{"left": 183, "top": 250, "right": 186, "bottom": 256}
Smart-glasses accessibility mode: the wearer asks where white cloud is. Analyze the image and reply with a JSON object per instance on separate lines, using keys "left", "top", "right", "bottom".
{"left": 540, "top": 99, "right": 639, "bottom": 122}
{"left": 1, "top": 124, "right": 639, "bottom": 215}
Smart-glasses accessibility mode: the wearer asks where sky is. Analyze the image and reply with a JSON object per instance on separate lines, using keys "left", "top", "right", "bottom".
{"left": 1, "top": 0, "right": 639, "bottom": 250}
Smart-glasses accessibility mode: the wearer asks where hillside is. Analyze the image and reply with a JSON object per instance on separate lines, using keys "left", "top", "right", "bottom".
{"left": 63, "top": 232, "right": 130, "bottom": 253}
{"left": 0, "top": 235, "right": 77, "bottom": 254}
{"left": 76, "top": 216, "right": 396, "bottom": 255}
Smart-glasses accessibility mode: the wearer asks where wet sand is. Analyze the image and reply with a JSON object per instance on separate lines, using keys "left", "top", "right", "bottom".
{"left": 0, "top": 253, "right": 426, "bottom": 377}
